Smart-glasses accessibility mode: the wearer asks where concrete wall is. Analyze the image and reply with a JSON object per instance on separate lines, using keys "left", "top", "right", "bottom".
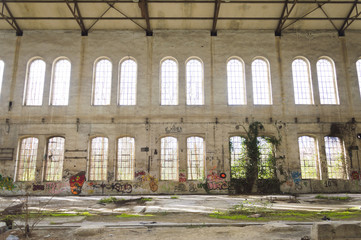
{"left": 0, "top": 30, "right": 361, "bottom": 195}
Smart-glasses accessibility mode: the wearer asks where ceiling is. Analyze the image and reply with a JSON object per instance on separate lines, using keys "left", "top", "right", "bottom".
{"left": 1, "top": 0, "right": 361, "bottom": 36}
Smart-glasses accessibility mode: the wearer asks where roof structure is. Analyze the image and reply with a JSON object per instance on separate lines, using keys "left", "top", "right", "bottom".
{"left": 1, "top": 0, "right": 361, "bottom": 36}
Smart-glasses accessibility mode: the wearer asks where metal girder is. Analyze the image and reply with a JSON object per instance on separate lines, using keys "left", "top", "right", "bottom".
{"left": 339, "top": 0, "right": 360, "bottom": 36}
{"left": 275, "top": 0, "right": 297, "bottom": 36}
{"left": 317, "top": 2, "right": 338, "bottom": 31}
{"left": 1, "top": 0, "right": 22, "bottom": 36}
{"left": 211, "top": 0, "right": 221, "bottom": 36}
{"left": 65, "top": 0, "right": 87, "bottom": 36}
{"left": 138, "top": 0, "right": 152, "bottom": 36}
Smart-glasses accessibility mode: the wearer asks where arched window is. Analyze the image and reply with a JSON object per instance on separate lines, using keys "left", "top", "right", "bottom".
{"left": 24, "top": 58, "right": 46, "bottom": 106}
{"left": 186, "top": 58, "right": 204, "bottom": 105}
{"left": 160, "top": 58, "right": 178, "bottom": 105}
{"left": 160, "top": 136, "right": 178, "bottom": 180}
{"left": 0, "top": 60, "right": 4, "bottom": 95}
{"left": 229, "top": 136, "right": 247, "bottom": 178}
{"left": 187, "top": 136, "right": 205, "bottom": 180}
{"left": 50, "top": 58, "right": 71, "bottom": 106}
{"left": 117, "top": 137, "right": 135, "bottom": 180}
{"left": 16, "top": 137, "right": 38, "bottom": 181}
{"left": 257, "top": 137, "right": 274, "bottom": 179}
{"left": 89, "top": 137, "right": 108, "bottom": 181}
{"left": 324, "top": 136, "right": 346, "bottom": 179}
{"left": 298, "top": 136, "right": 319, "bottom": 179}
{"left": 227, "top": 58, "right": 246, "bottom": 105}
{"left": 316, "top": 58, "right": 339, "bottom": 104}
{"left": 292, "top": 58, "right": 313, "bottom": 104}
{"left": 119, "top": 59, "right": 137, "bottom": 105}
{"left": 356, "top": 59, "right": 361, "bottom": 99}
{"left": 252, "top": 58, "right": 272, "bottom": 105}
{"left": 93, "top": 58, "right": 112, "bottom": 105}
{"left": 45, "top": 137, "right": 65, "bottom": 181}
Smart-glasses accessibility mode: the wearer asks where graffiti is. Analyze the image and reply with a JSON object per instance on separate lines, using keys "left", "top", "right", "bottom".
{"left": 285, "top": 180, "right": 293, "bottom": 187}
{"left": 69, "top": 171, "right": 86, "bottom": 195}
{"left": 0, "top": 175, "right": 16, "bottom": 191}
{"left": 174, "top": 183, "right": 186, "bottom": 192}
{"left": 220, "top": 173, "right": 226, "bottom": 179}
{"left": 324, "top": 180, "right": 338, "bottom": 188}
{"left": 45, "top": 182, "right": 68, "bottom": 194}
{"left": 135, "top": 171, "right": 146, "bottom": 178}
{"left": 179, "top": 173, "right": 186, "bottom": 183}
{"left": 189, "top": 182, "right": 198, "bottom": 192}
{"left": 207, "top": 172, "right": 228, "bottom": 190}
{"left": 32, "top": 184, "right": 45, "bottom": 191}
{"left": 134, "top": 172, "right": 158, "bottom": 192}
{"left": 88, "top": 182, "right": 133, "bottom": 193}
{"left": 351, "top": 171, "right": 360, "bottom": 180}
{"left": 165, "top": 124, "right": 182, "bottom": 134}
{"left": 291, "top": 171, "right": 301, "bottom": 185}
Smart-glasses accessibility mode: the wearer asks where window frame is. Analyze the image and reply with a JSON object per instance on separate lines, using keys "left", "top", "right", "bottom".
{"left": 160, "top": 57, "right": 179, "bottom": 106}
{"left": 117, "top": 136, "right": 135, "bottom": 181}
{"left": 88, "top": 136, "right": 108, "bottom": 181}
{"left": 316, "top": 57, "right": 340, "bottom": 105}
{"left": 227, "top": 57, "right": 246, "bottom": 105}
{"left": 23, "top": 57, "right": 46, "bottom": 106}
{"left": 92, "top": 57, "right": 113, "bottom": 106}
{"left": 251, "top": 57, "right": 272, "bottom": 105}
{"left": 44, "top": 136, "right": 65, "bottom": 182}
{"left": 186, "top": 57, "right": 204, "bottom": 105}
{"left": 186, "top": 136, "right": 205, "bottom": 180}
{"left": 160, "top": 136, "right": 179, "bottom": 181}
{"left": 324, "top": 136, "right": 347, "bottom": 179}
{"left": 118, "top": 57, "right": 137, "bottom": 106}
{"left": 0, "top": 59, "right": 4, "bottom": 96}
{"left": 356, "top": 58, "right": 361, "bottom": 100}
{"left": 298, "top": 135, "right": 320, "bottom": 179}
{"left": 49, "top": 57, "right": 71, "bottom": 106}
{"left": 292, "top": 57, "right": 314, "bottom": 105}
{"left": 229, "top": 136, "right": 247, "bottom": 179}
{"left": 16, "top": 137, "right": 39, "bottom": 182}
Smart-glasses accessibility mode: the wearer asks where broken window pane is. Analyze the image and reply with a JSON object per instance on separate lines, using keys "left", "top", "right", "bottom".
{"left": 89, "top": 137, "right": 108, "bottom": 181}
{"left": 93, "top": 59, "right": 112, "bottom": 105}
{"left": 161, "top": 59, "right": 178, "bottom": 105}
{"left": 119, "top": 59, "right": 137, "bottom": 105}
{"left": 161, "top": 137, "right": 178, "bottom": 180}
{"left": 24, "top": 59, "right": 46, "bottom": 106}
{"left": 292, "top": 58, "right": 313, "bottom": 105}
{"left": 252, "top": 58, "right": 272, "bottom": 105}
{"left": 117, "top": 137, "right": 135, "bottom": 180}
{"left": 324, "top": 136, "right": 346, "bottom": 179}
{"left": 51, "top": 59, "right": 71, "bottom": 106}
{"left": 17, "top": 137, "right": 38, "bottom": 181}
{"left": 45, "top": 137, "right": 65, "bottom": 181}
{"left": 317, "top": 58, "right": 339, "bottom": 104}
{"left": 187, "top": 136, "right": 205, "bottom": 180}
{"left": 186, "top": 58, "right": 204, "bottom": 105}
{"left": 227, "top": 58, "right": 246, "bottom": 105}
{"left": 298, "top": 136, "right": 319, "bottom": 179}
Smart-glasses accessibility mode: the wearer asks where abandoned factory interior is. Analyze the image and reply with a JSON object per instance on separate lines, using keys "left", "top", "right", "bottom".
{"left": 2, "top": 0, "right": 361, "bottom": 196}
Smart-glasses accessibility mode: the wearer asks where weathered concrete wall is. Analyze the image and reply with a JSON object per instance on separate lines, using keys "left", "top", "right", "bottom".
{"left": 0, "top": 30, "right": 361, "bottom": 195}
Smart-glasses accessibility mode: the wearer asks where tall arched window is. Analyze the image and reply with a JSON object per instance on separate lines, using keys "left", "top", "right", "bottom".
{"left": 0, "top": 60, "right": 4, "bottom": 96}
{"left": 24, "top": 58, "right": 46, "bottom": 106}
{"left": 50, "top": 58, "right": 71, "bottom": 106}
{"left": 16, "top": 137, "right": 38, "bottom": 181}
{"left": 316, "top": 58, "right": 339, "bottom": 104}
{"left": 252, "top": 58, "right": 272, "bottom": 105}
{"left": 292, "top": 58, "right": 313, "bottom": 104}
{"left": 45, "top": 137, "right": 65, "bottom": 181}
{"left": 257, "top": 137, "right": 274, "bottom": 179}
{"left": 186, "top": 58, "right": 204, "bottom": 105}
{"left": 356, "top": 59, "right": 361, "bottom": 99}
{"left": 229, "top": 136, "right": 247, "bottom": 178}
{"left": 160, "top": 136, "right": 178, "bottom": 180}
{"left": 227, "top": 58, "right": 246, "bottom": 105}
{"left": 324, "top": 136, "right": 346, "bottom": 179}
{"left": 117, "top": 137, "right": 135, "bottom": 180}
{"left": 93, "top": 58, "right": 112, "bottom": 105}
{"left": 298, "top": 136, "right": 319, "bottom": 179}
{"left": 89, "top": 137, "right": 108, "bottom": 181}
{"left": 119, "top": 59, "right": 137, "bottom": 105}
{"left": 160, "top": 58, "right": 178, "bottom": 105}
{"left": 187, "top": 136, "right": 205, "bottom": 180}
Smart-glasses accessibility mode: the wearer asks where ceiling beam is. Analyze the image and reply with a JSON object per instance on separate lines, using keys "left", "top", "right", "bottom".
{"left": 138, "top": 0, "right": 152, "bottom": 36}
{"left": 65, "top": 0, "right": 87, "bottom": 36}
{"left": 1, "top": 0, "right": 22, "bottom": 36}
{"left": 317, "top": 2, "right": 338, "bottom": 31}
{"left": 211, "top": 0, "right": 221, "bottom": 36}
{"left": 275, "top": 0, "right": 297, "bottom": 36}
{"left": 2, "top": 0, "right": 361, "bottom": 3}
{"left": 338, "top": 0, "right": 359, "bottom": 36}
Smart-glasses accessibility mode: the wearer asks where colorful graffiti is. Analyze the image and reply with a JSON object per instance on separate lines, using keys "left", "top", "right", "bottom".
{"left": 32, "top": 184, "right": 45, "bottom": 191}
{"left": 351, "top": 171, "right": 360, "bottom": 180}
{"left": 88, "top": 182, "right": 133, "bottom": 193}
{"left": 134, "top": 172, "right": 158, "bottom": 192}
{"left": 174, "top": 183, "right": 186, "bottom": 192}
{"left": 69, "top": 171, "right": 86, "bottom": 195}
{"left": 189, "top": 182, "right": 198, "bottom": 192}
{"left": 179, "top": 172, "right": 186, "bottom": 183}
{"left": 45, "top": 182, "right": 68, "bottom": 194}
{"left": 0, "top": 175, "right": 16, "bottom": 191}
{"left": 207, "top": 172, "right": 228, "bottom": 190}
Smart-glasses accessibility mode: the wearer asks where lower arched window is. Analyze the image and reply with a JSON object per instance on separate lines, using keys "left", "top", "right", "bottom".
{"left": 45, "top": 137, "right": 65, "bottom": 181}
{"left": 160, "top": 137, "right": 178, "bottom": 180}
{"left": 117, "top": 137, "right": 135, "bottom": 180}
{"left": 298, "top": 136, "right": 319, "bottom": 179}
{"left": 16, "top": 137, "right": 38, "bottom": 181}
{"left": 89, "top": 137, "right": 108, "bottom": 181}
{"left": 187, "top": 137, "right": 205, "bottom": 180}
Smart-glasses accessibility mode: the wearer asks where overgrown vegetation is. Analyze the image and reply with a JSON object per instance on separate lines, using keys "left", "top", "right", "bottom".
{"left": 171, "top": 195, "right": 179, "bottom": 199}
{"left": 98, "top": 197, "right": 152, "bottom": 205}
{"left": 315, "top": 195, "right": 351, "bottom": 201}
{"left": 98, "top": 197, "right": 119, "bottom": 204}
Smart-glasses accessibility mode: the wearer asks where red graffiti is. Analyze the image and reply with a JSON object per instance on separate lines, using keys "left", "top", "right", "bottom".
{"left": 69, "top": 171, "right": 86, "bottom": 195}
{"left": 135, "top": 171, "right": 146, "bottom": 178}
{"left": 179, "top": 173, "right": 186, "bottom": 182}
{"left": 351, "top": 171, "right": 360, "bottom": 180}
{"left": 207, "top": 172, "right": 228, "bottom": 190}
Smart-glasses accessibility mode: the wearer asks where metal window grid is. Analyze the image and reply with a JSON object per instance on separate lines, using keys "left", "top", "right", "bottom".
{"left": 45, "top": 137, "right": 65, "bottom": 181}
{"left": 230, "top": 136, "right": 247, "bottom": 178}
{"left": 161, "top": 59, "right": 178, "bottom": 105}
{"left": 292, "top": 59, "right": 313, "bottom": 105}
{"left": 317, "top": 59, "right": 339, "bottom": 104}
{"left": 17, "top": 137, "right": 38, "bottom": 181}
{"left": 298, "top": 136, "right": 319, "bottom": 179}
{"left": 89, "top": 137, "right": 108, "bottom": 181}
{"left": 324, "top": 136, "right": 345, "bottom": 179}
{"left": 161, "top": 137, "right": 178, "bottom": 180}
{"left": 187, "top": 137, "right": 204, "bottom": 180}
{"left": 117, "top": 137, "right": 135, "bottom": 180}
{"left": 252, "top": 59, "right": 272, "bottom": 105}
{"left": 25, "top": 59, "right": 46, "bottom": 106}
{"left": 257, "top": 137, "right": 274, "bottom": 179}
{"left": 93, "top": 59, "right": 112, "bottom": 105}
{"left": 119, "top": 59, "right": 137, "bottom": 106}
{"left": 227, "top": 59, "right": 246, "bottom": 105}
{"left": 0, "top": 60, "right": 4, "bottom": 95}
{"left": 356, "top": 60, "right": 361, "bottom": 99}
{"left": 51, "top": 59, "right": 71, "bottom": 106}
{"left": 186, "top": 59, "right": 203, "bottom": 105}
